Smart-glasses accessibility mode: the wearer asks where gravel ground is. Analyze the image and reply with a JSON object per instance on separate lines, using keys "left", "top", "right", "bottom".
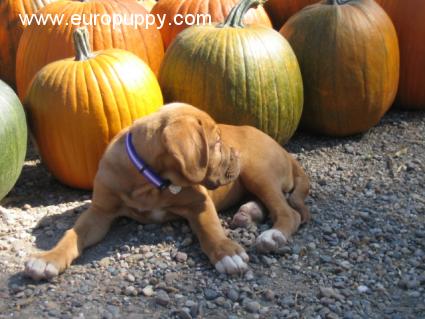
{"left": 0, "top": 109, "right": 424, "bottom": 319}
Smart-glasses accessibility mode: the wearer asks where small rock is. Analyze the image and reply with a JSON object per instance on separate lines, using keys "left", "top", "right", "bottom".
{"left": 98, "top": 257, "right": 110, "bottom": 267}
{"left": 155, "top": 290, "right": 170, "bottom": 306}
{"left": 120, "top": 245, "right": 131, "bottom": 253}
{"left": 263, "top": 289, "right": 275, "bottom": 301}
{"left": 165, "top": 272, "right": 179, "bottom": 283}
{"left": 408, "top": 291, "right": 421, "bottom": 298}
{"left": 326, "top": 311, "right": 340, "bottom": 319}
{"left": 175, "top": 252, "right": 188, "bottom": 262}
{"left": 245, "top": 270, "right": 255, "bottom": 281}
{"left": 173, "top": 308, "right": 192, "bottom": 319}
{"left": 415, "top": 230, "right": 425, "bottom": 238}
{"left": 243, "top": 300, "right": 261, "bottom": 313}
{"left": 125, "top": 273, "right": 135, "bottom": 282}
{"left": 292, "top": 244, "right": 302, "bottom": 255}
{"left": 340, "top": 261, "right": 351, "bottom": 269}
{"left": 181, "top": 237, "right": 193, "bottom": 247}
{"left": 320, "top": 255, "right": 332, "bottom": 263}
{"left": 204, "top": 288, "right": 220, "bottom": 300}
{"left": 214, "top": 297, "right": 226, "bottom": 306}
{"left": 344, "top": 145, "right": 355, "bottom": 154}
{"left": 227, "top": 289, "right": 239, "bottom": 302}
{"left": 142, "top": 286, "right": 154, "bottom": 297}
{"left": 357, "top": 285, "right": 369, "bottom": 293}
{"left": 185, "top": 300, "right": 198, "bottom": 317}
{"left": 124, "top": 286, "right": 138, "bottom": 296}
{"left": 261, "top": 255, "right": 275, "bottom": 266}
{"left": 279, "top": 296, "right": 295, "bottom": 307}
{"left": 319, "top": 287, "right": 345, "bottom": 302}
{"left": 307, "top": 242, "right": 317, "bottom": 250}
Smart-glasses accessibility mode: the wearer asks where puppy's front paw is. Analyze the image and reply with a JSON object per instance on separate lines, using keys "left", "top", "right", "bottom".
{"left": 215, "top": 252, "right": 249, "bottom": 275}
{"left": 256, "top": 229, "right": 288, "bottom": 253}
{"left": 209, "top": 239, "right": 249, "bottom": 275}
{"left": 25, "top": 256, "right": 60, "bottom": 281}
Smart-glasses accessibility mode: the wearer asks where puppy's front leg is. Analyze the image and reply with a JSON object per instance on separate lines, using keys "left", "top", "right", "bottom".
{"left": 180, "top": 197, "right": 249, "bottom": 275}
{"left": 25, "top": 185, "right": 121, "bottom": 280}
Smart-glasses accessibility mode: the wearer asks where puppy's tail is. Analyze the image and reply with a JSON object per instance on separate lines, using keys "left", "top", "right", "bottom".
{"left": 287, "top": 157, "right": 311, "bottom": 224}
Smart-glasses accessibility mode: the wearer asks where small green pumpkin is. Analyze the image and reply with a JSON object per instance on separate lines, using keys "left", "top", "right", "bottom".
{"left": 159, "top": 0, "right": 303, "bottom": 144}
{"left": 0, "top": 80, "right": 27, "bottom": 200}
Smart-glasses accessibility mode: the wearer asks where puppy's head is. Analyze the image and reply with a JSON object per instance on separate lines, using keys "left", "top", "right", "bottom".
{"left": 161, "top": 104, "right": 240, "bottom": 189}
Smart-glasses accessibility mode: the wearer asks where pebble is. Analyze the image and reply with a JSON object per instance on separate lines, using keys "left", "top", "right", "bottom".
{"left": 175, "top": 251, "right": 188, "bottom": 262}
{"left": 181, "top": 237, "right": 193, "bottom": 247}
{"left": 263, "top": 289, "right": 275, "bottom": 301}
{"left": 142, "top": 286, "right": 154, "bottom": 297}
{"left": 125, "top": 273, "right": 135, "bottom": 282}
{"left": 279, "top": 296, "right": 295, "bottom": 307}
{"left": 320, "top": 287, "right": 345, "bottom": 302}
{"left": 155, "top": 290, "right": 170, "bottom": 306}
{"left": 243, "top": 299, "right": 261, "bottom": 313}
{"left": 245, "top": 270, "right": 255, "bottom": 281}
{"left": 204, "top": 288, "right": 220, "bottom": 300}
{"left": 340, "top": 261, "right": 351, "bottom": 269}
{"left": 227, "top": 289, "right": 239, "bottom": 302}
{"left": 124, "top": 286, "right": 137, "bottom": 296}
{"left": 173, "top": 308, "right": 192, "bottom": 319}
{"left": 165, "top": 272, "right": 179, "bottom": 283}
{"left": 357, "top": 285, "right": 369, "bottom": 293}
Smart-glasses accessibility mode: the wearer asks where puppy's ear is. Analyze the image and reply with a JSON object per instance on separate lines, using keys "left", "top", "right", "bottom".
{"left": 162, "top": 117, "right": 209, "bottom": 184}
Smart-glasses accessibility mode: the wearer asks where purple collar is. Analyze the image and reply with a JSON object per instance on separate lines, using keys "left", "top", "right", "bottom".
{"left": 125, "top": 132, "right": 170, "bottom": 190}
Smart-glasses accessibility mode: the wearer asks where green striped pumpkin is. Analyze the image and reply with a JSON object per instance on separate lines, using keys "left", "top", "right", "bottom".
{"left": 158, "top": 0, "right": 303, "bottom": 144}
{"left": 0, "top": 80, "right": 27, "bottom": 200}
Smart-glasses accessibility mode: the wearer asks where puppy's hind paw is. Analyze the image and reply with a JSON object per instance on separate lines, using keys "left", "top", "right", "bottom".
{"left": 25, "top": 257, "right": 59, "bottom": 281}
{"left": 256, "top": 229, "right": 288, "bottom": 253}
{"left": 215, "top": 252, "right": 249, "bottom": 275}
{"left": 231, "top": 201, "right": 264, "bottom": 228}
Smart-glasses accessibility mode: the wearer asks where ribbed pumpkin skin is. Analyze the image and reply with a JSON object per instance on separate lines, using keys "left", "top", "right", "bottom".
{"left": 25, "top": 48, "right": 163, "bottom": 190}
{"left": 0, "top": 80, "right": 27, "bottom": 200}
{"left": 281, "top": 0, "right": 399, "bottom": 136}
{"left": 159, "top": 26, "right": 303, "bottom": 144}
{"left": 151, "top": 0, "right": 272, "bottom": 48}
{"left": 0, "top": 0, "right": 56, "bottom": 86}
{"left": 16, "top": 0, "right": 164, "bottom": 100}
{"left": 376, "top": 0, "right": 425, "bottom": 109}
{"left": 264, "top": 0, "right": 317, "bottom": 30}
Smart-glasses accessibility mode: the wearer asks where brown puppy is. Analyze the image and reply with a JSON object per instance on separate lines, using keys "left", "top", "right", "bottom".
{"left": 25, "top": 103, "right": 310, "bottom": 279}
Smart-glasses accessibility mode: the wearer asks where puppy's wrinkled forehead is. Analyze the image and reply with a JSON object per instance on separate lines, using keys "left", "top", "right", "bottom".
{"left": 161, "top": 103, "right": 218, "bottom": 135}
{"left": 161, "top": 103, "right": 212, "bottom": 119}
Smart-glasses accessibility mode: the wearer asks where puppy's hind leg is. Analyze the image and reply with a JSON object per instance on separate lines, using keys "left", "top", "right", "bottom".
{"left": 25, "top": 185, "right": 121, "bottom": 280}
{"left": 287, "top": 158, "right": 311, "bottom": 223}
{"left": 231, "top": 201, "right": 265, "bottom": 228}
{"left": 244, "top": 180, "right": 301, "bottom": 254}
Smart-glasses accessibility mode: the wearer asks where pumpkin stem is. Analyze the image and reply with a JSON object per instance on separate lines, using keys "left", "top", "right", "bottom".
{"left": 219, "top": 0, "right": 266, "bottom": 28}
{"left": 73, "top": 27, "right": 93, "bottom": 61}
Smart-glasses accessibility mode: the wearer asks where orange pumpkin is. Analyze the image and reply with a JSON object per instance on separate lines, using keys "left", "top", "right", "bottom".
{"left": 138, "top": 0, "right": 157, "bottom": 11}
{"left": 24, "top": 28, "right": 163, "bottom": 190}
{"left": 375, "top": 0, "right": 425, "bottom": 109}
{"left": 265, "top": 0, "right": 317, "bottom": 30}
{"left": 0, "top": 0, "right": 56, "bottom": 86}
{"left": 151, "top": 0, "right": 272, "bottom": 48}
{"left": 16, "top": 0, "right": 164, "bottom": 99}
{"left": 281, "top": 0, "right": 399, "bottom": 136}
